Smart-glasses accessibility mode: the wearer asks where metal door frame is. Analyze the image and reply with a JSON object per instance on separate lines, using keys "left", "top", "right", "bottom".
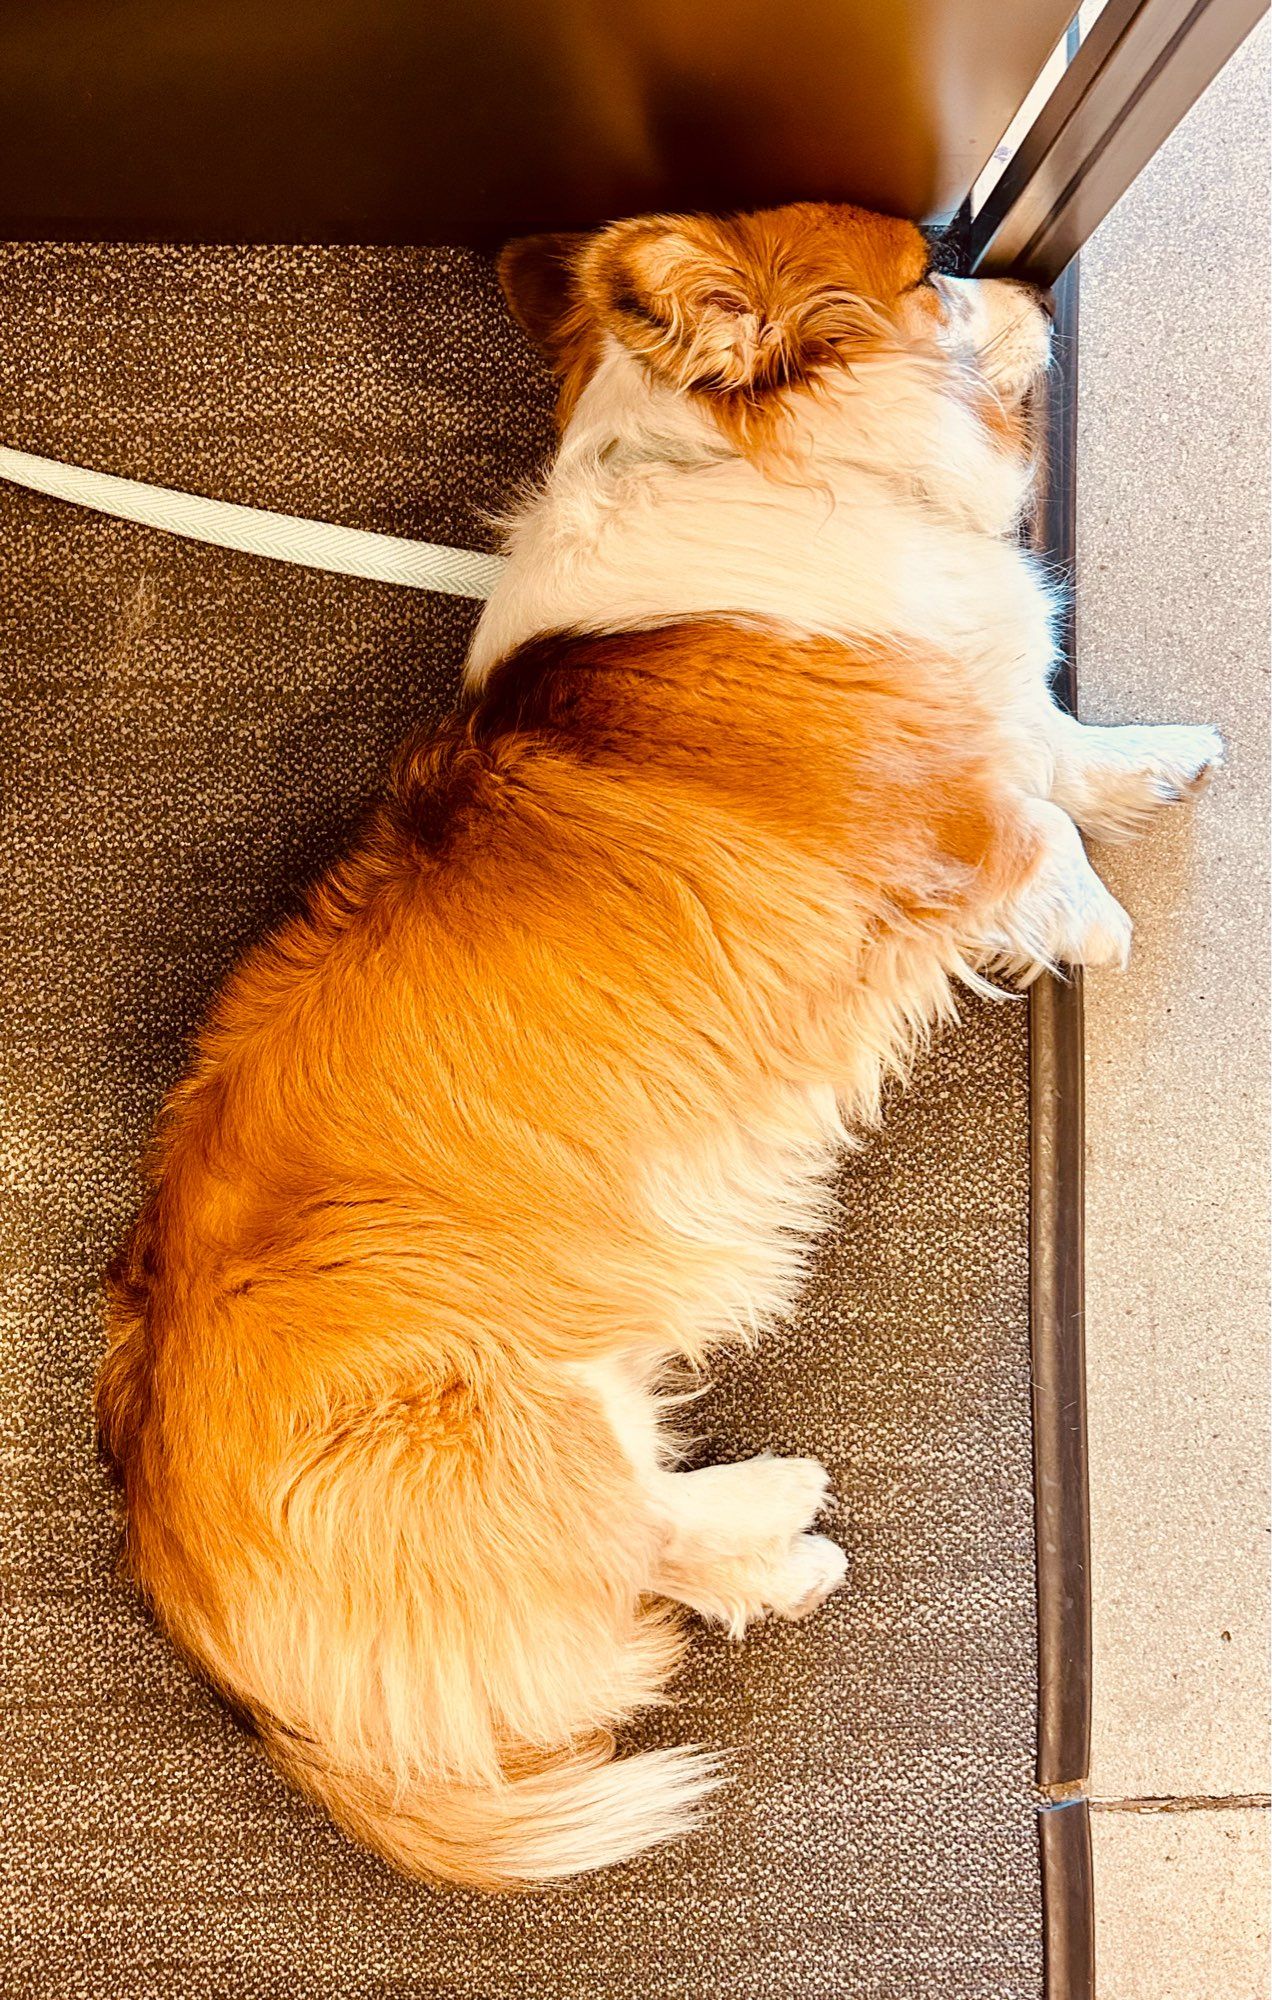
{"left": 971, "top": 0, "right": 1265, "bottom": 277}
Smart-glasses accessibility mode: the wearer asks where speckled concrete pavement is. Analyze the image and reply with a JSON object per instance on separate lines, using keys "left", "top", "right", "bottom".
{"left": 1075, "top": 19, "right": 1271, "bottom": 1995}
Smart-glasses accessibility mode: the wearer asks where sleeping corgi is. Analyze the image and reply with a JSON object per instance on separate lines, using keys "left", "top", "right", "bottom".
{"left": 97, "top": 202, "right": 1221, "bottom": 1889}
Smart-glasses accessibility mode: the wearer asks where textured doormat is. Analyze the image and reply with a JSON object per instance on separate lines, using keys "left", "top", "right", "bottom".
{"left": 0, "top": 244, "right": 1041, "bottom": 2000}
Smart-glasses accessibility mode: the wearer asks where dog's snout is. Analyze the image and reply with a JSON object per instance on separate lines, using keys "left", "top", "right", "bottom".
{"left": 1009, "top": 278, "right": 1056, "bottom": 322}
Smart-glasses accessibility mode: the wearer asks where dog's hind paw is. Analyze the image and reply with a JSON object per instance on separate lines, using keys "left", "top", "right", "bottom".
{"left": 772, "top": 1533, "right": 849, "bottom": 1621}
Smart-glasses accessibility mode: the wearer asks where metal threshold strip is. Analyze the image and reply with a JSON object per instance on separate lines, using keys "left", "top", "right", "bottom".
{"left": 1028, "top": 255, "right": 1096, "bottom": 2000}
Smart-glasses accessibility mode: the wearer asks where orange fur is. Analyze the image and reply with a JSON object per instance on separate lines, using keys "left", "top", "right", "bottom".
{"left": 501, "top": 201, "right": 944, "bottom": 455}
{"left": 99, "top": 618, "right": 1038, "bottom": 1886}
{"left": 98, "top": 202, "right": 1053, "bottom": 1891}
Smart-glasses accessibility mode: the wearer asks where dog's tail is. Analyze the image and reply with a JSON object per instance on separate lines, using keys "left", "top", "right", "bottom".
{"left": 263, "top": 1726, "right": 723, "bottom": 1890}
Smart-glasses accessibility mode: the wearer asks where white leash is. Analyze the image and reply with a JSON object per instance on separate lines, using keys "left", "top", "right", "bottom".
{"left": 0, "top": 444, "right": 505, "bottom": 601}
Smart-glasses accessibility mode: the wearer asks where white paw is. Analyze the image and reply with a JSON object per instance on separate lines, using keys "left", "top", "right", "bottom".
{"left": 1073, "top": 723, "right": 1225, "bottom": 841}
{"left": 771, "top": 1533, "right": 849, "bottom": 1622}
{"left": 1150, "top": 722, "right": 1225, "bottom": 794}
{"left": 987, "top": 797, "right": 1133, "bottom": 978}
{"left": 1027, "top": 879, "right": 1133, "bottom": 974}
{"left": 733, "top": 1455, "right": 832, "bottom": 1545}
{"left": 1050, "top": 871, "right": 1134, "bottom": 970}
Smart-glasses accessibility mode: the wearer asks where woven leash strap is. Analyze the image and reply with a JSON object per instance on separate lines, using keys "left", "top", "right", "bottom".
{"left": 0, "top": 444, "right": 505, "bottom": 601}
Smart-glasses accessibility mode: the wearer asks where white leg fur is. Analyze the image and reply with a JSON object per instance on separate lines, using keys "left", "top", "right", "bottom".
{"left": 985, "top": 796, "right": 1134, "bottom": 977}
{"left": 1045, "top": 712, "right": 1225, "bottom": 842}
{"left": 650, "top": 1457, "right": 848, "bottom": 1638}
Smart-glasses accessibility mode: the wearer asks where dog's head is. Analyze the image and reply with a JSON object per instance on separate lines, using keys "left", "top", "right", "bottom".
{"left": 499, "top": 202, "right": 1052, "bottom": 467}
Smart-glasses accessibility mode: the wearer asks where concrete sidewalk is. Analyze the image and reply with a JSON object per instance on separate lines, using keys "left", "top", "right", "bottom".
{"left": 1075, "top": 19, "right": 1270, "bottom": 1997}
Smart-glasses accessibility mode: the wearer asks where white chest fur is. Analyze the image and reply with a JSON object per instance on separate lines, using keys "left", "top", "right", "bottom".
{"left": 465, "top": 340, "right": 1059, "bottom": 793}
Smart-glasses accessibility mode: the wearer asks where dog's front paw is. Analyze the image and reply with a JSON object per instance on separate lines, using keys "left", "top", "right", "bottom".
{"left": 985, "top": 797, "right": 1134, "bottom": 979}
{"left": 1069, "top": 723, "right": 1225, "bottom": 842}
{"left": 1051, "top": 872, "right": 1134, "bottom": 971}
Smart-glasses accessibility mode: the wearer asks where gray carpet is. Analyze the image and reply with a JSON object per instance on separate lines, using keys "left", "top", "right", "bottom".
{"left": 0, "top": 245, "right": 1042, "bottom": 1998}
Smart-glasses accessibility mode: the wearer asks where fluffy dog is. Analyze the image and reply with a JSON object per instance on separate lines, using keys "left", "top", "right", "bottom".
{"left": 97, "top": 202, "right": 1221, "bottom": 1889}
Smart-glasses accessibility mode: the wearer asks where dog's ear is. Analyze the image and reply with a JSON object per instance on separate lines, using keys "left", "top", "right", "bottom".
{"left": 587, "top": 213, "right": 891, "bottom": 405}
{"left": 588, "top": 221, "right": 798, "bottom": 398}
{"left": 497, "top": 233, "right": 589, "bottom": 361}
